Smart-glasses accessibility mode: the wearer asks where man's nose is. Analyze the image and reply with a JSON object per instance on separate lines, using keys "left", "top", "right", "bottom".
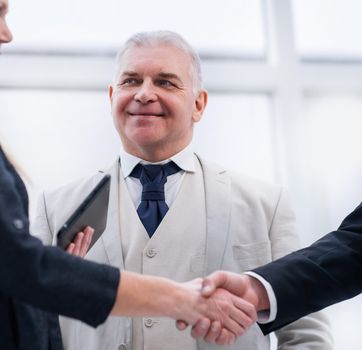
{"left": 134, "top": 80, "right": 157, "bottom": 104}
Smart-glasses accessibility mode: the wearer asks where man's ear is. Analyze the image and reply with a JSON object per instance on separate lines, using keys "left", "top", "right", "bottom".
{"left": 109, "top": 85, "right": 114, "bottom": 102}
{"left": 192, "top": 89, "right": 208, "bottom": 123}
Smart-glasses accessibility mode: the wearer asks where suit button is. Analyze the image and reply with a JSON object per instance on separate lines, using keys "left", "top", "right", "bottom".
{"left": 146, "top": 248, "right": 157, "bottom": 258}
{"left": 118, "top": 345, "right": 127, "bottom": 350}
{"left": 144, "top": 318, "right": 154, "bottom": 327}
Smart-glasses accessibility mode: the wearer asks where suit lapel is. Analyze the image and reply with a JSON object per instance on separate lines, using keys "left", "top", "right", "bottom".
{"left": 98, "top": 159, "right": 125, "bottom": 269}
{"left": 197, "top": 155, "right": 232, "bottom": 276}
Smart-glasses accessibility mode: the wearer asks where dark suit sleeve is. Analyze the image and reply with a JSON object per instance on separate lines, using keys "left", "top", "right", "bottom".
{"left": 0, "top": 154, "right": 120, "bottom": 327}
{"left": 253, "top": 203, "right": 362, "bottom": 334}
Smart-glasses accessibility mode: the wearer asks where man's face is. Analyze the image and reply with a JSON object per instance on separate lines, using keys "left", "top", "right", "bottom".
{"left": 109, "top": 44, "right": 207, "bottom": 161}
{"left": 0, "top": 0, "right": 12, "bottom": 47}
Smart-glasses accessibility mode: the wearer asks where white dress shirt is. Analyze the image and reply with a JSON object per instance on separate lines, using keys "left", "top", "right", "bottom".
{"left": 245, "top": 271, "right": 277, "bottom": 323}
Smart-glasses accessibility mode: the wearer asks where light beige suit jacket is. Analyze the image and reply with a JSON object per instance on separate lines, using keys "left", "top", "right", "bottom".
{"left": 31, "top": 155, "right": 333, "bottom": 350}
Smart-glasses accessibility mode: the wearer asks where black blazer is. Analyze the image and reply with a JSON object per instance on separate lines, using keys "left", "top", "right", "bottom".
{"left": 0, "top": 147, "right": 120, "bottom": 349}
{"left": 253, "top": 202, "right": 362, "bottom": 334}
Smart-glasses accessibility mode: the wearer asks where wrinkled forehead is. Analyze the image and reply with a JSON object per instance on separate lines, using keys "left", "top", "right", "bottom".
{"left": 116, "top": 44, "right": 195, "bottom": 88}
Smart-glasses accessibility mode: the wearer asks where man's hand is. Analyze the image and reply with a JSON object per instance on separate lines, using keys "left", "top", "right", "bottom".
{"left": 176, "top": 277, "right": 257, "bottom": 345}
{"left": 177, "top": 271, "right": 269, "bottom": 344}
{"left": 201, "top": 271, "right": 269, "bottom": 310}
{"left": 66, "top": 226, "right": 94, "bottom": 257}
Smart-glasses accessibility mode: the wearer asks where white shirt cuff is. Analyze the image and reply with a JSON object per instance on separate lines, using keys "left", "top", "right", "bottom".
{"left": 244, "top": 271, "right": 277, "bottom": 324}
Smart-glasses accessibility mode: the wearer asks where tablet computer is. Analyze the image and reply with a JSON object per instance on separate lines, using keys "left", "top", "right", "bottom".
{"left": 56, "top": 174, "right": 111, "bottom": 251}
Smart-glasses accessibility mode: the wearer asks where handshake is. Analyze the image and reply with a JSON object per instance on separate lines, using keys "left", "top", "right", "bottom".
{"left": 174, "top": 271, "right": 270, "bottom": 346}
{"left": 70, "top": 229, "right": 270, "bottom": 345}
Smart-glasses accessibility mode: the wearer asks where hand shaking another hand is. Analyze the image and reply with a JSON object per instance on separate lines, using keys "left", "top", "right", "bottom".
{"left": 176, "top": 271, "right": 270, "bottom": 345}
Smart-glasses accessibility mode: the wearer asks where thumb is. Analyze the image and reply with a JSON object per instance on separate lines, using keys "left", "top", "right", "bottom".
{"left": 201, "top": 272, "right": 222, "bottom": 297}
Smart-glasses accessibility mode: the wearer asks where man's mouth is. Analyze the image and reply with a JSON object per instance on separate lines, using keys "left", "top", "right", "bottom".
{"left": 127, "top": 112, "right": 165, "bottom": 117}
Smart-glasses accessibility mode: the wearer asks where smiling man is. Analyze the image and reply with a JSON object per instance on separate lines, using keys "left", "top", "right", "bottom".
{"left": 109, "top": 43, "right": 206, "bottom": 162}
{"left": 32, "top": 31, "right": 332, "bottom": 350}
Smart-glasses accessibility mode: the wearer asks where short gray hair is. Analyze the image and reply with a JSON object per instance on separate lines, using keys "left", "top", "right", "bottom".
{"left": 113, "top": 30, "right": 202, "bottom": 94}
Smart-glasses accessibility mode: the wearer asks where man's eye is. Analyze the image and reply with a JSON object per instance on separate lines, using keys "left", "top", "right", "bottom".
{"left": 122, "top": 78, "right": 139, "bottom": 85}
{"left": 157, "top": 80, "right": 173, "bottom": 88}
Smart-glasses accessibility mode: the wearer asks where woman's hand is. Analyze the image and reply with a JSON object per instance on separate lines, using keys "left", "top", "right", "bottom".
{"left": 66, "top": 226, "right": 94, "bottom": 258}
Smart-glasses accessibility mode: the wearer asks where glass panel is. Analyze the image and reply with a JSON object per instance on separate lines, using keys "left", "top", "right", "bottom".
{"left": 303, "top": 93, "right": 362, "bottom": 230}
{"left": 193, "top": 93, "right": 276, "bottom": 182}
{"left": 7, "top": 0, "right": 265, "bottom": 57}
{"left": 0, "top": 89, "right": 120, "bottom": 192}
{"left": 293, "top": 0, "right": 362, "bottom": 60}
{"left": 297, "top": 93, "right": 362, "bottom": 350}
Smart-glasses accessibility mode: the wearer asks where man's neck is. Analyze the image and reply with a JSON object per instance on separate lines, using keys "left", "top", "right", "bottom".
{"left": 125, "top": 143, "right": 190, "bottom": 163}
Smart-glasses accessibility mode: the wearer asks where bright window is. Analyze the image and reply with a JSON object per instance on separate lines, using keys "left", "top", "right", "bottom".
{"left": 0, "top": 89, "right": 119, "bottom": 190}
{"left": 7, "top": 0, "right": 265, "bottom": 57}
{"left": 303, "top": 93, "right": 362, "bottom": 230}
{"left": 293, "top": 0, "right": 362, "bottom": 60}
{"left": 194, "top": 93, "right": 275, "bottom": 181}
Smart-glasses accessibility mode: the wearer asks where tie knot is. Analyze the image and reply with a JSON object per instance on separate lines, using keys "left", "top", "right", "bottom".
{"left": 142, "top": 164, "right": 164, "bottom": 182}
{"left": 130, "top": 161, "right": 181, "bottom": 201}
{"left": 130, "top": 161, "right": 181, "bottom": 182}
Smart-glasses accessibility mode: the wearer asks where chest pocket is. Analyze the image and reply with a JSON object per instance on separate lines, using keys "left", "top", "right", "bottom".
{"left": 232, "top": 241, "right": 272, "bottom": 270}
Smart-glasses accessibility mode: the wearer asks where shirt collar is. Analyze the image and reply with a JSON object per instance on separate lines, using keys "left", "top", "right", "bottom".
{"left": 120, "top": 143, "right": 195, "bottom": 179}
